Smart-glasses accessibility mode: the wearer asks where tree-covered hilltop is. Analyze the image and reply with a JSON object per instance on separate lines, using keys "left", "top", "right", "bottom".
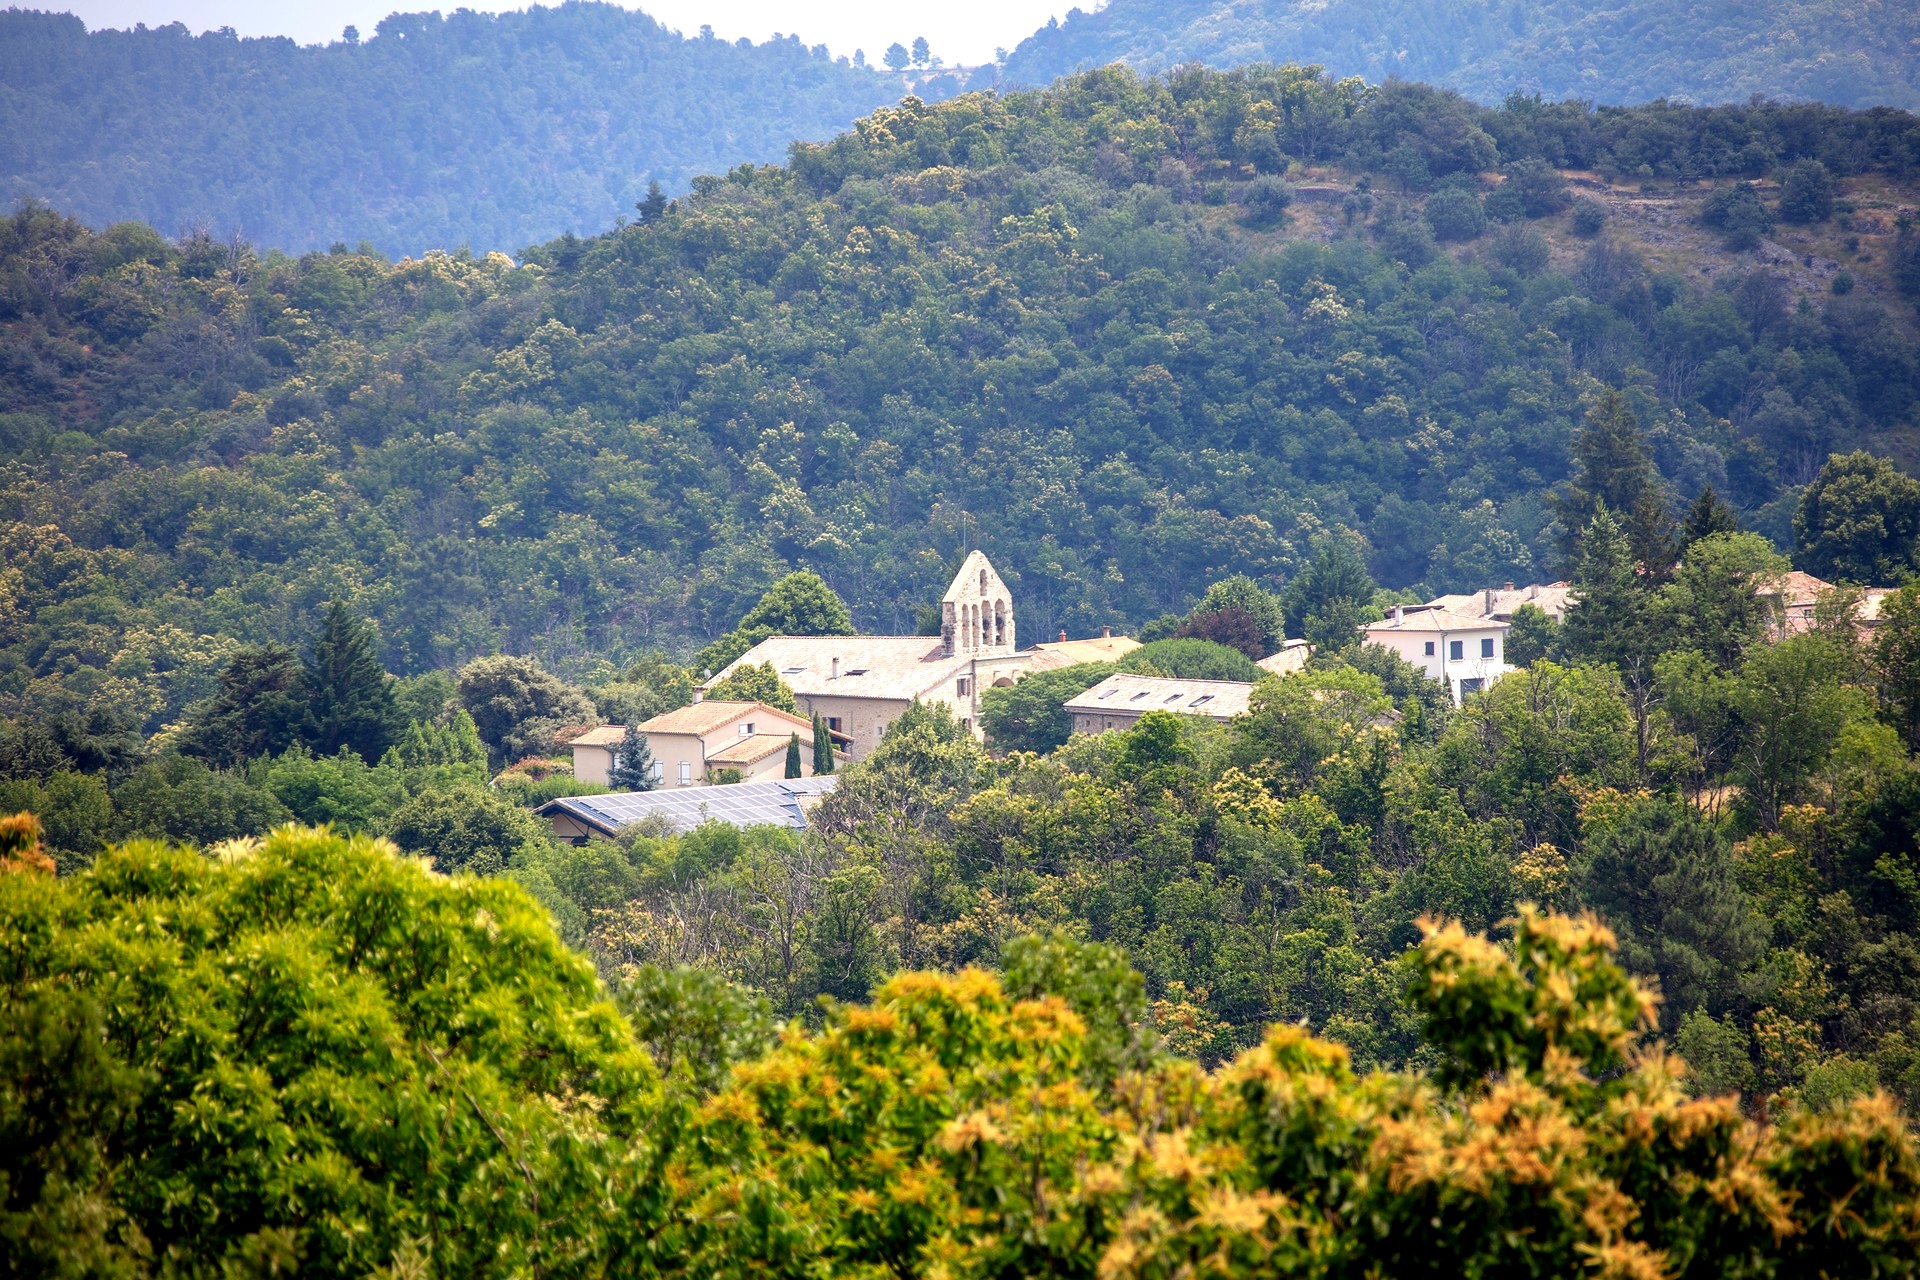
{"left": 5, "top": 65, "right": 1920, "bottom": 731}
{"left": 1000, "top": 0, "right": 1920, "bottom": 112}
{"left": 0, "top": 4, "right": 947, "bottom": 256}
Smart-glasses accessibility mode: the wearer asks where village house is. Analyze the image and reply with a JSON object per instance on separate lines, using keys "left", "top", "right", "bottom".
{"left": 564, "top": 700, "right": 844, "bottom": 790}
{"left": 1063, "top": 673, "right": 1258, "bottom": 735}
{"left": 1363, "top": 604, "right": 1512, "bottom": 705}
{"left": 697, "top": 551, "right": 1033, "bottom": 759}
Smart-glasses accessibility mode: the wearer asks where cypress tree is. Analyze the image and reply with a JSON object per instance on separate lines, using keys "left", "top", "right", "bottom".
{"left": 304, "top": 602, "right": 402, "bottom": 763}
{"left": 608, "top": 722, "right": 656, "bottom": 791}
{"left": 812, "top": 712, "right": 835, "bottom": 775}
{"left": 785, "top": 733, "right": 803, "bottom": 779}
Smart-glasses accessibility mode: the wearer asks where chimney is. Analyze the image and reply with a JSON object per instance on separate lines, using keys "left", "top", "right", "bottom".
{"left": 1102, "top": 625, "right": 1111, "bottom": 638}
{"left": 831, "top": 657, "right": 840, "bottom": 679}
{"left": 1529, "top": 583, "right": 1538, "bottom": 599}
{"left": 1503, "top": 581, "right": 1515, "bottom": 592}
{"left": 1059, "top": 629, "right": 1068, "bottom": 642}
{"left": 1484, "top": 587, "right": 1495, "bottom": 613}
{"left": 1392, "top": 604, "right": 1404, "bottom": 623}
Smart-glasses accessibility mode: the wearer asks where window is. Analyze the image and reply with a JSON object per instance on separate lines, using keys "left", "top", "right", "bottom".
{"left": 739, "top": 722, "right": 754, "bottom": 736}
{"left": 1097, "top": 686, "right": 1118, "bottom": 700}
{"left": 1130, "top": 691, "right": 1151, "bottom": 701}
{"left": 650, "top": 760, "right": 662, "bottom": 780}
{"left": 827, "top": 717, "right": 842, "bottom": 732}
{"left": 1191, "top": 694, "right": 1214, "bottom": 707}
{"left": 1165, "top": 692, "right": 1183, "bottom": 703}
{"left": 1480, "top": 637, "right": 1495, "bottom": 659}
{"left": 1424, "top": 641, "right": 1435, "bottom": 656}
{"left": 677, "top": 761, "right": 692, "bottom": 785}
{"left": 956, "top": 677, "right": 971, "bottom": 697}
{"left": 1449, "top": 640, "right": 1464, "bottom": 661}
{"left": 781, "top": 665, "right": 806, "bottom": 675}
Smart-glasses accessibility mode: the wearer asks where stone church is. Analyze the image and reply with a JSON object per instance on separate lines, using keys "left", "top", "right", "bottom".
{"left": 696, "top": 551, "right": 1034, "bottom": 760}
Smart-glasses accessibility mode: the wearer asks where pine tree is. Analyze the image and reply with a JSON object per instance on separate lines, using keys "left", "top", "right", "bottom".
{"left": 785, "top": 734, "right": 803, "bottom": 779}
{"left": 1681, "top": 484, "right": 1739, "bottom": 549}
{"left": 304, "top": 602, "right": 402, "bottom": 763}
{"left": 1552, "top": 390, "right": 1667, "bottom": 571}
{"left": 1562, "top": 506, "right": 1662, "bottom": 771}
{"left": 812, "top": 712, "right": 835, "bottom": 775}
{"left": 608, "top": 722, "right": 656, "bottom": 791}
{"left": 637, "top": 180, "right": 668, "bottom": 224}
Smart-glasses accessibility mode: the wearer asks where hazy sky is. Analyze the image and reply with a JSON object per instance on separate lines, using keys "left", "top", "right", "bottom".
{"left": 59, "top": 1, "right": 1082, "bottom": 65}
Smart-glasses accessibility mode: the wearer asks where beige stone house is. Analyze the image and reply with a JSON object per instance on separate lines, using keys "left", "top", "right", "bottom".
{"left": 565, "top": 700, "right": 842, "bottom": 790}
{"left": 1063, "top": 673, "right": 1258, "bottom": 735}
{"left": 1427, "top": 582, "right": 1576, "bottom": 624}
{"left": 698, "top": 552, "right": 1033, "bottom": 759}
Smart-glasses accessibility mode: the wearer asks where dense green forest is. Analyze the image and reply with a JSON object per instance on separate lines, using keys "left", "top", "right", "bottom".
{"left": 0, "top": 4, "right": 954, "bottom": 255}
{"left": 6, "top": 64, "right": 1920, "bottom": 736}
{"left": 1001, "top": 0, "right": 1920, "bottom": 111}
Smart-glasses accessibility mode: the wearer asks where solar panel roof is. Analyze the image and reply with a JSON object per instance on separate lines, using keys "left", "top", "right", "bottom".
{"left": 535, "top": 775, "right": 839, "bottom": 836}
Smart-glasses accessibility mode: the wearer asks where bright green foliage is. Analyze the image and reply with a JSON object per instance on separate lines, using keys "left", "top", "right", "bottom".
{"left": 1794, "top": 450, "right": 1920, "bottom": 584}
{"left": 1121, "top": 638, "right": 1265, "bottom": 682}
{"left": 610, "top": 721, "right": 658, "bottom": 791}
{"left": 303, "top": 602, "right": 404, "bottom": 763}
{"left": 384, "top": 784, "right": 553, "bottom": 875}
{"left": 704, "top": 661, "right": 796, "bottom": 712}
{"left": 110, "top": 754, "right": 292, "bottom": 846}
{"left": 393, "top": 709, "right": 491, "bottom": 789}
{"left": 1663, "top": 531, "right": 1789, "bottom": 669}
{"left": 0, "top": 825, "right": 660, "bottom": 1278}
{"left": 260, "top": 744, "right": 406, "bottom": 830}
{"left": 664, "top": 907, "right": 1920, "bottom": 1279}
{"left": 616, "top": 964, "right": 775, "bottom": 1096}
{"left": 979, "top": 662, "right": 1116, "bottom": 753}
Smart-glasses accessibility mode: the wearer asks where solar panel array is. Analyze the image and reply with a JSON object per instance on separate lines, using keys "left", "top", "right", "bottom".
{"left": 541, "top": 775, "right": 839, "bottom": 835}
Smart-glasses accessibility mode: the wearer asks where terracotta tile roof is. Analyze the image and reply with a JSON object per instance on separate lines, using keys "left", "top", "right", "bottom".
{"left": 1257, "top": 639, "right": 1311, "bottom": 676}
{"left": 1426, "top": 583, "right": 1576, "bottom": 622}
{"left": 1364, "top": 605, "right": 1512, "bottom": 634}
{"left": 705, "top": 734, "right": 796, "bottom": 767}
{"left": 566, "top": 725, "right": 630, "bottom": 746}
{"left": 703, "top": 636, "right": 969, "bottom": 702}
{"left": 1763, "top": 571, "right": 1835, "bottom": 609}
{"left": 1064, "top": 673, "right": 1256, "bottom": 720}
{"left": 1025, "top": 633, "right": 1141, "bottom": 670}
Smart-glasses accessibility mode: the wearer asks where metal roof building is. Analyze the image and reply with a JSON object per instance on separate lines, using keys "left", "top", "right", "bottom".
{"left": 535, "top": 775, "right": 838, "bottom": 840}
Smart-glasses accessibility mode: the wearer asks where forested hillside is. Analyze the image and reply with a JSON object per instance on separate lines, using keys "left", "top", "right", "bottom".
{"left": 5, "top": 66, "right": 1920, "bottom": 734}
{"left": 1001, "top": 0, "right": 1920, "bottom": 111}
{"left": 0, "top": 4, "right": 947, "bottom": 255}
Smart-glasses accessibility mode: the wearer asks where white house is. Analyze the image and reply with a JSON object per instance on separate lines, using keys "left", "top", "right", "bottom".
{"left": 1361, "top": 605, "right": 1512, "bottom": 705}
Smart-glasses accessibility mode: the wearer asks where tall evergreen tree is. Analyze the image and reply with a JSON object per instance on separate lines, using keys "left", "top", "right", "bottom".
{"left": 1562, "top": 507, "right": 1662, "bottom": 770}
{"left": 1553, "top": 390, "right": 1670, "bottom": 572}
{"left": 181, "top": 644, "right": 307, "bottom": 767}
{"left": 812, "top": 712, "right": 835, "bottom": 775}
{"left": 1681, "top": 484, "right": 1740, "bottom": 549}
{"left": 785, "top": 734, "right": 804, "bottom": 779}
{"left": 303, "top": 603, "right": 402, "bottom": 763}
{"left": 608, "top": 722, "right": 656, "bottom": 791}
{"left": 1286, "top": 535, "right": 1377, "bottom": 655}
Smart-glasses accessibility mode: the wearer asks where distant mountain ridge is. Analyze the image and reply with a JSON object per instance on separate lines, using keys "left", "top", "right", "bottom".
{"left": 1000, "top": 0, "right": 1920, "bottom": 111}
{"left": 0, "top": 4, "right": 960, "bottom": 256}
